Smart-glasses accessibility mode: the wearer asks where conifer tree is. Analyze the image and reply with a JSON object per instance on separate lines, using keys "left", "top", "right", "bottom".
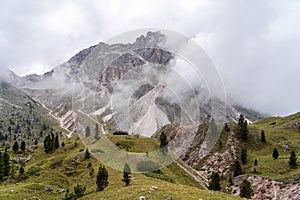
{"left": 19, "top": 165, "right": 25, "bottom": 174}
{"left": 160, "top": 132, "right": 168, "bottom": 154}
{"left": 289, "top": 150, "right": 297, "bottom": 167}
{"left": 261, "top": 130, "right": 266, "bottom": 143}
{"left": 229, "top": 175, "right": 233, "bottom": 186}
{"left": 233, "top": 160, "right": 243, "bottom": 177}
{"left": 85, "top": 149, "right": 90, "bottom": 159}
{"left": 208, "top": 171, "right": 220, "bottom": 191}
{"left": 95, "top": 124, "right": 100, "bottom": 140}
{"left": 254, "top": 159, "right": 258, "bottom": 166}
{"left": 54, "top": 133, "right": 59, "bottom": 149}
{"left": 241, "top": 149, "right": 247, "bottom": 164}
{"left": 224, "top": 123, "right": 230, "bottom": 132}
{"left": 272, "top": 148, "right": 279, "bottom": 159}
{"left": 240, "top": 179, "right": 253, "bottom": 198}
{"left": 122, "top": 163, "right": 131, "bottom": 186}
{"left": 44, "top": 135, "right": 51, "bottom": 153}
{"left": 21, "top": 141, "right": 26, "bottom": 151}
{"left": 3, "top": 148, "right": 10, "bottom": 176}
{"left": 242, "top": 121, "right": 249, "bottom": 141}
{"left": 237, "top": 114, "right": 249, "bottom": 141}
{"left": 238, "top": 114, "right": 245, "bottom": 128}
{"left": 85, "top": 126, "right": 91, "bottom": 137}
{"left": 0, "top": 153, "right": 4, "bottom": 180}
{"left": 12, "top": 141, "right": 19, "bottom": 152}
{"left": 96, "top": 165, "right": 108, "bottom": 191}
{"left": 74, "top": 184, "right": 86, "bottom": 198}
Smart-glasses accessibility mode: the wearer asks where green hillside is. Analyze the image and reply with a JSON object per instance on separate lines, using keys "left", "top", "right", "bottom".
{"left": 212, "top": 113, "right": 300, "bottom": 185}
{"left": 244, "top": 113, "right": 300, "bottom": 182}
{"left": 0, "top": 134, "right": 241, "bottom": 200}
{"left": 0, "top": 82, "right": 59, "bottom": 147}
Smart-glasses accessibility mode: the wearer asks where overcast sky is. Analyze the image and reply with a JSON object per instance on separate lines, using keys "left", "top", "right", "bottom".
{"left": 0, "top": 0, "right": 299, "bottom": 116}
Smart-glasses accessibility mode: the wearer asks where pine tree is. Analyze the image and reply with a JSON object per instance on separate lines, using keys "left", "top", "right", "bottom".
{"left": 3, "top": 148, "right": 10, "bottom": 176}
{"left": 242, "top": 121, "right": 249, "bottom": 141}
{"left": 19, "top": 165, "right": 25, "bottom": 174}
{"left": 237, "top": 114, "right": 249, "bottom": 141}
{"left": 240, "top": 179, "right": 253, "bottom": 198}
{"left": 12, "top": 141, "right": 19, "bottom": 152}
{"left": 44, "top": 135, "right": 51, "bottom": 153}
{"left": 122, "top": 163, "right": 131, "bottom": 186}
{"left": 10, "top": 163, "right": 15, "bottom": 178}
{"left": 229, "top": 175, "right": 233, "bottom": 186}
{"left": 74, "top": 184, "right": 86, "bottom": 198}
{"left": 0, "top": 153, "right": 4, "bottom": 180}
{"left": 160, "top": 132, "right": 168, "bottom": 154}
{"left": 233, "top": 160, "right": 243, "bottom": 177}
{"left": 61, "top": 141, "right": 65, "bottom": 148}
{"left": 238, "top": 114, "right": 245, "bottom": 128}
{"left": 241, "top": 149, "right": 247, "bottom": 165}
{"left": 261, "top": 130, "right": 266, "bottom": 143}
{"left": 85, "top": 149, "right": 90, "bottom": 159}
{"left": 54, "top": 133, "right": 59, "bottom": 149}
{"left": 51, "top": 133, "right": 55, "bottom": 150}
{"left": 34, "top": 138, "right": 38, "bottom": 145}
{"left": 44, "top": 135, "right": 54, "bottom": 153}
{"left": 272, "top": 148, "right": 279, "bottom": 159}
{"left": 254, "top": 159, "right": 258, "bottom": 166}
{"left": 208, "top": 171, "right": 220, "bottom": 191}
{"left": 21, "top": 141, "right": 26, "bottom": 151}
{"left": 96, "top": 165, "right": 108, "bottom": 191}
{"left": 224, "top": 123, "right": 230, "bottom": 132}
{"left": 85, "top": 126, "right": 91, "bottom": 137}
{"left": 289, "top": 150, "right": 297, "bottom": 167}
{"left": 95, "top": 124, "right": 100, "bottom": 140}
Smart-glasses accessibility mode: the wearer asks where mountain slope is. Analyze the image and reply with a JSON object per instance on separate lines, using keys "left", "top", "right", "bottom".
{"left": 0, "top": 134, "right": 241, "bottom": 200}
{"left": 0, "top": 81, "right": 61, "bottom": 146}
{"left": 2, "top": 32, "right": 264, "bottom": 138}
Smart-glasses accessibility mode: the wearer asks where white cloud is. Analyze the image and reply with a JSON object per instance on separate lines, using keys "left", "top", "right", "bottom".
{"left": 0, "top": 0, "right": 299, "bottom": 115}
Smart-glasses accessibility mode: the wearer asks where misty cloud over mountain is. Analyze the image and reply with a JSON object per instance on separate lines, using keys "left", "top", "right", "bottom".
{"left": 0, "top": 0, "right": 299, "bottom": 115}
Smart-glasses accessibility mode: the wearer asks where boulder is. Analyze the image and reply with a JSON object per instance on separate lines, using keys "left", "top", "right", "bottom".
{"left": 138, "top": 196, "right": 146, "bottom": 200}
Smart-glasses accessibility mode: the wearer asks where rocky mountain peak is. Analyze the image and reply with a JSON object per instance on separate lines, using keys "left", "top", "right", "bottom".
{"left": 134, "top": 31, "right": 165, "bottom": 49}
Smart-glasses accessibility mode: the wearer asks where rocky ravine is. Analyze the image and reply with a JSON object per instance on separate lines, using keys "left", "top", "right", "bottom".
{"left": 225, "top": 176, "right": 300, "bottom": 200}
{"left": 198, "top": 131, "right": 239, "bottom": 182}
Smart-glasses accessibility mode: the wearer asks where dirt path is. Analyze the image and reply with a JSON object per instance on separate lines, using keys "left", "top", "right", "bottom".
{"left": 39, "top": 102, "right": 72, "bottom": 137}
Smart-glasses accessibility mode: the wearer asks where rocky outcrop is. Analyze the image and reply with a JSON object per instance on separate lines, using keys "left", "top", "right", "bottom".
{"left": 134, "top": 48, "right": 172, "bottom": 65}
{"left": 225, "top": 176, "right": 300, "bottom": 200}
{"left": 197, "top": 131, "right": 238, "bottom": 181}
{"left": 153, "top": 123, "right": 210, "bottom": 164}
{"left": 60, "top": 110, "right": 76, "bottom": 132}
{"left": 286, "top": 120, "right": 300, "bottom": 129}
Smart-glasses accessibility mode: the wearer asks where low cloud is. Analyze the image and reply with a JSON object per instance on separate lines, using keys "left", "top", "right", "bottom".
{"left": 0, "top": 0, "right": 299, "bottom": 115}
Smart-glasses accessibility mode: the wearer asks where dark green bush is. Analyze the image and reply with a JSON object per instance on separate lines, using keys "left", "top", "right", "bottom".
{"left": 136, "top": 160, "right": 160, "bottom": 172}
{"left": 112, "top": 131, "right": 128, "bottom": 135}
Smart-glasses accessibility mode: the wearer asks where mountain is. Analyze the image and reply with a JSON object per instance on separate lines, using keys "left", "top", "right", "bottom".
{"left": 0, "top": 81, "right": 63, "bottom": 147}
{"left": 2, "top": 32, "right": 264, "bottom": 139}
